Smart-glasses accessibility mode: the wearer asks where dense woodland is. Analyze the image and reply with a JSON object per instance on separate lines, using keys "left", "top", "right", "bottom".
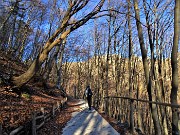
{"left": 0, "top": 0, "right": 179, "bottom": 135}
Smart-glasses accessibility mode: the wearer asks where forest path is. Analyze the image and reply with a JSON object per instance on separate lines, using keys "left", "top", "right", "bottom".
{"left": 62, "top": 99, "right": 120, "bottom": 135}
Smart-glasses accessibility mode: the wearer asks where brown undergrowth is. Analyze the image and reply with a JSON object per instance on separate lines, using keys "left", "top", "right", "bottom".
{"left": 37, "top": 98, "right": 81, "bottom": 135}
{"left": 0, "top": 51, "right": 65, "bottom": 134}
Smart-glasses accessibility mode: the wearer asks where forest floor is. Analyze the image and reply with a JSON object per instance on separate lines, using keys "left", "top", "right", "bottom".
{"left": 0, "top": 51, "right": 66, "bottom": 134}
{"left": 0, "top": 50, "right": 132, "bottom": 135}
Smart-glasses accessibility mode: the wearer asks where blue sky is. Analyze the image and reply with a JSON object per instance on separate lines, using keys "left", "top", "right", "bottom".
{"left": 0, "top": 0, "right": 176, "bottom": 61}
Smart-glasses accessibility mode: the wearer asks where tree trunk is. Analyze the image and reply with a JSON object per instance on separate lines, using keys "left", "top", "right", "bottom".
{"left": 104, "top": 2, "right": 111, "bottom": 114}
{"left": 8, "top": 16, "right": 17, "bottom": 53}
{"left": 127, "top": 0, "right": 134, "bottom": 133}
{"left": 11, "top": 30, "right": 69, "bottom": 87}
{"left": 56, "top": 39, "right": 66, "bottom": 89}
{"left": 171, "top": 0, "right": 179, "bottom": 134}
{"left": 133, "top": 0, "right": 162, "bottom": 134}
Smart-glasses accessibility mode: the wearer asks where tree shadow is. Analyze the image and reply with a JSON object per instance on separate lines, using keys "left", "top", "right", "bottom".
{"left": 62, "top": 108, "right": 119, "bottom": 135}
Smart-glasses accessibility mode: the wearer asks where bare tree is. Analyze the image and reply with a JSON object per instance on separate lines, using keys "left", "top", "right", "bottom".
{"left": 171, "top": 0, "right": 179, "bottom": 134}
{"left": 133, "top": 0, "right": 162, "bottom": 134}
{"left": 11, "top": 0, "right": 105, "bottom": 87}
{"left": 127, "top": 0, "right": 134, "bottom": 133}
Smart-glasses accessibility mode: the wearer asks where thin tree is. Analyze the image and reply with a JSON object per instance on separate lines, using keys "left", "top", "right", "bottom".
{"left": 127, "top": 0, "right": 134, "bottom": 133}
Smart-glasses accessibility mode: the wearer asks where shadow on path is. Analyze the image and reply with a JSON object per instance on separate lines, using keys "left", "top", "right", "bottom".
{"left": 62, "top": 100, "right": 120, "bottom": 135}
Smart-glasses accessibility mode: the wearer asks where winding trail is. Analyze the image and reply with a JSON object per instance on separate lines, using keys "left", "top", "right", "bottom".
{"left": 62, "top": 99, "right": 120, "bottom": 135}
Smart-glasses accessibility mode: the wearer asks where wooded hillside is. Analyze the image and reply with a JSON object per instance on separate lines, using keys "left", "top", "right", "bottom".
{"left": 0, "top": 50, "right": 67, "bottom": 134}
{"left": 0, "top": 0, "right": 179, "bottom": 134}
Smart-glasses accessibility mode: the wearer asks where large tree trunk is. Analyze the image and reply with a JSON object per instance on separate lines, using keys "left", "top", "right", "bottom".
{"left": 56, "top": 39, "right": 66, "bottom": 89}
{"left": 171, "top": 0, "right": 179, "bottom": 134}
{"left": 11, "top": 29, "right": 70, "bottom": 87}
{"left": 42, "top": 45, "right": 61, "bottom": 84}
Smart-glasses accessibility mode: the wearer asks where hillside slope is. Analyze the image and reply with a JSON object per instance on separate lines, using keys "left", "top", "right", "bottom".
{"left": 0, "top": 51, "right": 65, "bottom": 134}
